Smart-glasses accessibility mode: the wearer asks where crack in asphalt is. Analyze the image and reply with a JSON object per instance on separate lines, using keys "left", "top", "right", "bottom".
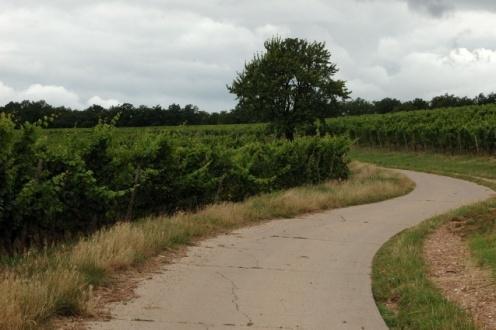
{"left": 216, "top": 271, "right": 254, "bottom": 327}
{"left": 177, "top": 261, "right": 370, "bottom": 275}
{"left": 269, "top": 234, "right": 381, "bottom": 245}
{"left": 113, "top": 317, "right": 212, "bottom": 328}
{"left": 113, "top": 317, "right": 294, "bottom": 329}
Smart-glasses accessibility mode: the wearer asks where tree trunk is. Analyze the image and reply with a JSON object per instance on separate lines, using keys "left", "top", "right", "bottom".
{"left": 126, "top": 164, "right": 141, "bottom": 221}
{"left": 285, "top": 129, "right": 294, "bottom": 141}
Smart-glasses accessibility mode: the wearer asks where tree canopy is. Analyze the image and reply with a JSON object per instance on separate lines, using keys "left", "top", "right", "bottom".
{"left": 228, "top": 37, "right": 349, "bottom": 139}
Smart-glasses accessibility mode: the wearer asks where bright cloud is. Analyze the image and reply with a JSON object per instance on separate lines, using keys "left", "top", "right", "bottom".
{"left": 0, "top": 81, "right": 122, "bottom": 109}
{"left": 17, "top": 84, "right": 82, "bottom": 108}
{"left": 87, "top": 96, "right": 121, "bottom": 108}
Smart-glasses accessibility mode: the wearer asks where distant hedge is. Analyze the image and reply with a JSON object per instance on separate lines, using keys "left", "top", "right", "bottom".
{"left": 0, "top": 114, "right": 350, "bottom": 252}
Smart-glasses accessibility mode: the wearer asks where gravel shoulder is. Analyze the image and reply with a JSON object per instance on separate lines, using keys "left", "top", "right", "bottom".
{"left": 425, "top": 223, "right": 496, "bottom": 329}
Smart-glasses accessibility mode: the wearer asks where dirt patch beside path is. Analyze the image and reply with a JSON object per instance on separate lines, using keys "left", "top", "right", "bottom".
{"left": 424, "top": 223, "right": 496, "bottom": 329}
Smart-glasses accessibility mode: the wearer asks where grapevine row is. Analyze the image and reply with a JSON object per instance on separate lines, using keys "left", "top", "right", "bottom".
{"left": 0, "top": 114, "right": 350, "bottom": 252}
{"left": 327, "top": 104, "right": 496, "bottom": 154}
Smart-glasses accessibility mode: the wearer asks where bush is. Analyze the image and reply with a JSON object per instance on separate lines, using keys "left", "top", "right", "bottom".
{"left": 0, "top": 114, "right": 350, "bottom": 251}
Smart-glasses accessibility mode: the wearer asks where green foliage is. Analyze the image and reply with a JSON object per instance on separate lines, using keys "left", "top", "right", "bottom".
{"left": 327, "top": 104, "right": 496, "bottom": 154}
{"left": 228, "top": 37, "right": 349, "bottom": 140}
{"left": 2, "top": 100, "right": 257, "bottom": 128}
{"left": 0, "top": 116, "right": 350, "bottom": 251}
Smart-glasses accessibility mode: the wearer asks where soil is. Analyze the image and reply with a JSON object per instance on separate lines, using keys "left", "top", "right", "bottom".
{"left": 424, "top": 222, "right": 496, "bottom": 329}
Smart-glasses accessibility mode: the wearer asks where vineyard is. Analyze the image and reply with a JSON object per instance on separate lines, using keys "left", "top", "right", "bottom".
{"left": 0, "top": 114, "right": 349, "bottom": 252}
{"left": 327, "top": 104, "right": 496, "bottom": 154}
{"left": 3, "top": 103, "right": 496, "bottom": 252}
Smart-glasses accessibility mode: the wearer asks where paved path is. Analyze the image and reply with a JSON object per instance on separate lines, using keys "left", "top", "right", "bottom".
{"left": 89, "top": 170, "right": 494, "bottom": 330}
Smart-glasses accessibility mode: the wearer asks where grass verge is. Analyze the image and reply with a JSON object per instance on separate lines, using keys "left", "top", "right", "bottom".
{"left": 373, "top": 199, "right": 496, "bottom": 329}
{"left": 465, "top": 204, "right": 496, "bottom": 279}
{"left": 0, "top": 162, "right": 414, "bottom": 330}
{"left": 350, "top": 147, "right": 496, "bottom": 190}
{"left": 355, "top": 147, "right": 496, "bottom": 328}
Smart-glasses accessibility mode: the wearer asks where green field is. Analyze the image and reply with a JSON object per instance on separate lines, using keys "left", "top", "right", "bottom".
{"left": 44, "top": 104, "right": 496, "bottom": 155}
{"left": 327, "top": 104, "right": 496, "bottom": 154}
{"left": 42, "top": 123, "right": 268, "bottom": 149}
{"left": 351, "top": 147, "right": 496, "bottom": 189}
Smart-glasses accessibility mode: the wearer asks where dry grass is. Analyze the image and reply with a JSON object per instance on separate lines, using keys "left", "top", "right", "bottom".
{"left": 0, "top": 162, "right": 414, "bottom": 330}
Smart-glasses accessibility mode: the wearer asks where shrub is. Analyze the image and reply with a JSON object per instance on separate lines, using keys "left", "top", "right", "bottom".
{"left": 0, "top": 115, "right": 350, "bottom": 251}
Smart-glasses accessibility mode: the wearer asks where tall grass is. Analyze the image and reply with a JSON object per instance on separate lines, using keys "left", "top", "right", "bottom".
{"left": 0, "top": 163, "right": 414, "bottom": 329}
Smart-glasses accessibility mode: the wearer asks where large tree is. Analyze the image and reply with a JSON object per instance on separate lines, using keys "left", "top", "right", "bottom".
{"left": 228, "top": 37, "right": 349, "bottom": 140}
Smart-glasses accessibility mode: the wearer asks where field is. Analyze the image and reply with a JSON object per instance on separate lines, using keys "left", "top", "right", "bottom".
{"left": 43, "top": 123, "right": 267, "bottom": 146}
{"left": 327, "top": 104, "right": 496, "bottom": 154}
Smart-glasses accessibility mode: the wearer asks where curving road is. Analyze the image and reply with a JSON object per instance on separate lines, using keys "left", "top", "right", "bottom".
{"left": 89, "top": 170, "right": 494, "bottom": 330}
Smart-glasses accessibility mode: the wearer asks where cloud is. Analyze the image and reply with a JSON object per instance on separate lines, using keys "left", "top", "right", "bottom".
{"left": 397, "top": 0, "right": 496, "bottom": 16}
{"left": 87, "top": 96, "right": 120, "bottom": 108}
{"left": 446, "top": 48, "right": 496, "bottom": 64}
{"left": 0, "top": 0, "right": 495, "bottom": 111}
{"left": 401, "top": 0, "right": 452, "bottom": 16}
{"left": 0, "top": 81, "right": 122, "bottom": 109}
{"left": 0, "top": 81, "right": 15, "bottom": 104}
{"left": 16, "top": 84, "right": 82, "bottom": 108}
{"left": 350, "top": 47, "right": 496, "bottom": 100}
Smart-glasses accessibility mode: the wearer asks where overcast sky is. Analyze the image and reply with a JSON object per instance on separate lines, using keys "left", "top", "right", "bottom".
{"left": 0, "top": 0, "right": 495, "bottom": 112}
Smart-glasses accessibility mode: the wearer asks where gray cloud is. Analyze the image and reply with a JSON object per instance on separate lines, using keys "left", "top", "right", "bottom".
{"left": 399, "top": 0, "right": 496, "bottom": 16}
{"left": 0, "top": 0, "right": 495, "bottom": 111}
{"left": 405, "top": 0, "right": 453, "bottom": 16}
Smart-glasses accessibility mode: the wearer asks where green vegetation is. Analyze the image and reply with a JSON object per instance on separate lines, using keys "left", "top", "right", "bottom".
{"left": 328, "top": 104, "right": 496, "bottom": 154}
{"left": 463, "top": 203, "right": 496, "bottom": 278}
{"left": 350, "top": 147, "right": 496, "bottom": 190}
{"left": 43, "top": 122, "right": 268, "bottom": 148}
{"left": 0, "top": 163, "right": 414, "bottom": 329}
{"left": 471, "top": 232, "right": 496, "bottom": 278}
{"left": 229, "top": 37, "right": 348, "bottom": 140}
{"left": 356, "top": 147, "right": 496, "bottom": 328}
{"left": 0, "top": 114, "right": 350, "bottom": 252}
{"left": 372, "top": 202, "right": 492, "bottom": 330}
{"left": 3, "top": 91, "right": 495, "bottom": 129}
{"left": 341, "top": 93, "right": 496, "bottom": 116}
{"left": 2, "top": 101, "right": 260, "bottom": 128}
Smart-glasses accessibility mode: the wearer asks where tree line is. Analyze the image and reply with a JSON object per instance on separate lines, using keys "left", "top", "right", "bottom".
{"left": 0, "top": 101, "right": 262, "bottom": 128}
{"left": 340, "top": 92, "right": 496, "bottom": 116}
{"left": 2, "top": 91, "right": 495, "bottom": 129}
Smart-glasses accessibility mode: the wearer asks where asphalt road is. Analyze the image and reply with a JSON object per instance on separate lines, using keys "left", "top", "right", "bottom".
{"left": 89, "top": 170, "right": 494, "bottom": 330}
